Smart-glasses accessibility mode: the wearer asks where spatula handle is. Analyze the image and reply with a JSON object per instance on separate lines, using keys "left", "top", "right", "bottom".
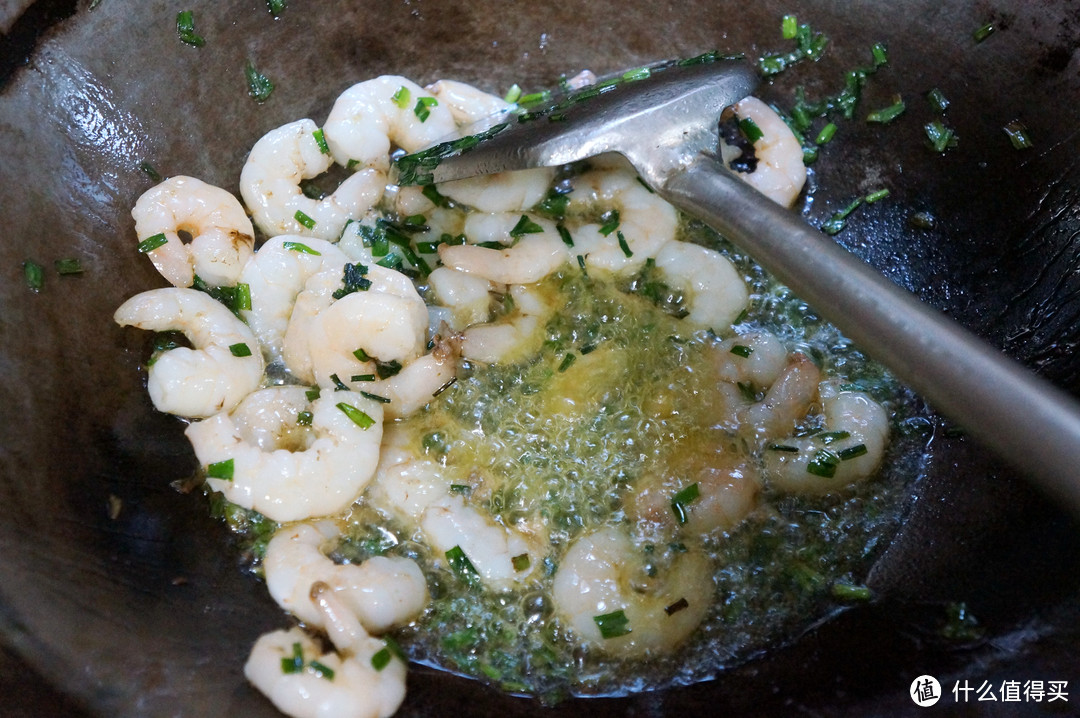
{"left": 661, "top": 154, "right": 1080, "bottom": 510}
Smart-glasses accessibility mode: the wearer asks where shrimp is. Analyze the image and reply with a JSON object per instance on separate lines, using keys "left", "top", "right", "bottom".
{"left": 263, "top": 521, "right": 428, "bottom": 631}
{"left": 132, "top": 175, "right": 255, "bottom": 288}
{"left": 363, "top": 332, "right": 460, "bottom": 420}
{"left": 709, "top": 331, "right": 790, "bottom": 390}
{"left": 653, "top": 240, "right": 748, "bottom": 332}
{"left": 113, "top": 288, "right": 264, "bottom": 418}
{"left": 184, "top": 387, "right": 383, "bottom": 522}
{"left": 240, "top": 118, "right": 385, "bottom": 241}
{"left": 765, "top": 385, "right": 889, "bottom": 495}
{"left": 461, "top": 284, "right": 558, "bottom": 363}
{"left": 425, "top": 79, "right": 512, "bottom": 125}
{"left": 427, "top": 266, "right": 498, "bottom": 330}
{"left": 322, "top": 76, "right": 456, "bottom": 173}
{"left": 552, "top": 526, "right": 713, "bottom": 658}
{"left": 238, "top": 236, "right": 350, "bottom": 362}
{"left": 439, "top": 213, "right": 570, "bottom": 285}
{"left": 741, "top": 352, "right": 822, "bottom": 440}
{"left": 727, "top": 97, "right": 807, "bottom": 208}
{"left": 564, "top": 168, "right": 678, "bottom": 276}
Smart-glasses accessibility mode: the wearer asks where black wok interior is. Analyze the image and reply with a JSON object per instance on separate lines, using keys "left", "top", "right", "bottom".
{"left": 2, "top": 1, "right": 1079, "bottom": 715}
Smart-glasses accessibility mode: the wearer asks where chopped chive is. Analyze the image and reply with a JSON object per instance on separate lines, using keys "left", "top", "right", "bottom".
{"left": 293, "top": 211, "right": 316, "bottom": 230}
{"left": 415, "top": 241, "right": 439, "bottom": 254}
{"left": 729, "top": 344, "right": 753, "bottom": 358}
{"left": 312, "top": 128, "right": 330, "bottom": 154}
{"left": 337, "top": 402, "right": 375, "bottom": 429}
{"left": 421, "top": 184, "right": 452, "bottom": 208}
{"left": 577, "top": 254, "right": 587, "bottom": 272}
{"left": 973, "top": 22, "right": 995, "bottom": 43}
{"left": 558, "top": 353, "right": 577, "bottom": 372}
{"left": 138, "top": 233, "right": 168, "bottom": 253}
{"left": 503, "top": 83, "right": 522, "bottom": 103}
{"left": 580, "top": 343, "right": 598, "bottom": 355}
{"left": 511, "top": 553, "right": 531, "bottom": 572}
{"left": 870, "top": 42, "right": 888, "bottom": 66}
{"left": 281, "top": 240, "right": 320, "bottom": 255}
{"left": 815, "top": 122, "right": 837, "bottom": 145}
{"left": 175, "top": 10, "right": 205, "bottom": 47}
{"left": 329, "top": 373, "right": 349, "bottom": 391}
{"left": 738, "top": 117, "right": 765, "bottom": 143}
{"left": 308, "top": 660, "right": 335, "bottom": 680}
{"left": 207, "top": 458, "right": 234, "bottom": 481}
{"left": 449, "top": 484, "right": 471, "bottom": 495}
{"left": 23, "top": 260, "right": 44, "bottom": 291}
{"left": 817, "top": 430, "right": 852, "bottom": 444}
{"left": 375, "top": 359, "right": 402, "bottom": 380}
{"left": 517, "top": 90, "right": 551, "bottom": 107}
{"left": 360, "top": 390, "right": 391, "bottom": 404}
{"left": 838, "top": 443, "right": 868, "bottom": 460}
{"left": 351, "top": 374, "right": 375, "bottom": 382}
{"left": 509, "top": 214, "right": 544, "bottom": 237}
{"left": 446, "top": 545, "right": 479, "bottom": 582}
{"left": 866, "top": 98, "right": 906, "bottom": 124}
{"left": 664, "top": 597, "right": 689, "bottom": 616}
{"left": 802, "top": 145, "right": 820, "bottom": 165}
{"left": 806, "top": 449, "right": 840, "bottom": 478}
{"left": 266, "top": 0, "right": 286, "bottom": 16}
{"left": 832, "top": 582, "right": 872, "bottom": 601}
{"left": 622, "top": 66, "right": 651, "bottom": 81}
{"left": 332, "top": 262, "right": 372, "bottom": 299}
{"left": 432, "top": 377, "right": 457, "bottom": 397}
{"left": 1003, "top": 120, "right": 1033, "bottom": 150}
{"left": 305, "top": 387, "right": 321, "bottom": 401}
{"left": 909, "top": 211, "right": 936, "bottom": 230}
{"left": 392, "top": 86, "right": 411, "bottom": 109}
{"left": 353, "top": 348, "right": 371, "bottom": 362}
{"left": 371, "top": 647, "right": 392, "bottom": 671}
{"left": 280, "top": 642, "right": 304, "bottom": 674}
{"left": 736, "top": 381, "right": 757, "bottom": 402}
{"left": 670, "top": 482, "right": 701, "bottom": 524}
{"left": 297, "top": 410, "right": 313, "bottom": 426}
{"left": 233, "top": 282, "right": 252, "bottom": 311}
{"left": 782, "top": 15, "right": 798, "bottom": 39}
{"left": 616, "top": 231, "right": 632, "bottom": 258}
{"left": 556, "top": 223, "right": 574, "bottom": 247}
{"left": 52, "top": 260, "right": 82, "bottom": 278}
{"left": 413, "top": 96, "right": 438, "bottom": 122}
{"left": 139, "top": 161, "right": 162, "bottom": 182}
{"left": 927, "top": 88, "right": 950, "bottom": 114}
{"left": 244, "top": 61, "right": 274, "bottom": 103}
{"left": 593, "top": 609, "right": 631, "bottom": 639}
{"left": 822, "top": 197, "right": 864, "bottom": 235}
{"left": 924, "top": 119, "right": 958, "bottom": 153}
{"left": 598, "top": 209, "right": 620, "bottom": 236}
{"left": 228, "top": 342, "right": 252, "bottom": 357}
{"left": 768, "top": 444, "right": 800, "bottom": 453}
{"left": 865, "top": 188, "right": 890, "bottom": 203}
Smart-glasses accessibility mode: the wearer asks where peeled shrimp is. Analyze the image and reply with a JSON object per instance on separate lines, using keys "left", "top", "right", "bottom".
{"left": 765, "top": 385, "right": 889, "bottom": 494}
{"left": 710, "top": 331, "right": 790, "bottom": 390}
{"left": 240, "top": 118, "right": 385, "bottom": 241}
{"left": 461, "top": 284, "right": 558, "bottom": 363}
{"left": 132, "top": 175, "right": 254, "bottom": 288}
{"left": 439, "top": 213, "right": 570, "bottom": 285}
{"left": 263, "top": 521, "right": 427, "bottom": 631}
{"left": 322, "top": 76, "right": 456, "bottom": 173}
{"left": 552, "top": 526, "right": 713, "bottom": 658}
{"left": 113, "top": 287, "right": 263, "bottom": 418}
{"left": 238, "top": 236, "right": 350, "bottom": 362}
{"left": 565, "top": 168, "right": 678, "bottom": 276}
{"left": 653, "top": 240, "right": 748, "bottom": 331}
{"left": 728, "top": 97, "right": 807, "bottom": 208}
{"left": 427, "top": 266, "right": 497, "bottom": 330}
{"left": 184, "top": 387, "right": 383, "bottom": 522}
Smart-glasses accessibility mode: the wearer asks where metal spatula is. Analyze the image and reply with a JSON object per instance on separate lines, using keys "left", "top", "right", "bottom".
{"left": 397, "top": 58, "right": 1080, "bottom": 511}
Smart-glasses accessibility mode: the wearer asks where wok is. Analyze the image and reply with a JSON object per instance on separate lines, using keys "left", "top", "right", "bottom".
{"left": 1, "top": 0, "right": 1078, "bottom": 715}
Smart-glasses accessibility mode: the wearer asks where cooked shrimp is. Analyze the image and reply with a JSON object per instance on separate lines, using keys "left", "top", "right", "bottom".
{"left": 709, "top": 331, "right": 790, "bottom": 390}
{"left": 322, "top": 76, "right": 456, "bottom": 172}
{"left": 426, "top": 79, "right": 513, "bottom": 125}
{"left": 363, "top": 333, "right": 460, "bottom": 420}
{"left": 240, "top": 118, "right": 385, "bottom": 241}
{"left": 741, "top": 352, "right": 822, "bottom": 440}
{"left": 263, "top": 521, "right": 427, "bottom": 631}
{"left": 727, "top": 97, "right": 807, "bottom": 208}
{"left": 367, "top": 427, "right": 451, "bottom": 524}
{"left": 564, "top": 168, "right": 678, "bottom": 276}
{"left": 113, "top": 287, "right": 263, "bottom": 418}
{"left": 132, "top": 175, "right": 254, "bottom": 288}
{"left": 427, "top": 266, "right": 498, "bottom": 330}
{"left": 552, "top": 526, "right": 713, "bottom": 658}
{"left": 765, "top": 385, "right": 889, "bottom": 494}
{"left": 238, "top": 236, "right": 350, "bottom": 362}
{"left": 439, "top": 214, "right": 570, "bottom": 285}
{"left": 461, "top": 284, "right": 558, "bottom": 363}
{"left": 184, "top": 387, "right": 383, "bottom": 522}
{"left": 653, "top": 240, "right": 748, "bottom": 331}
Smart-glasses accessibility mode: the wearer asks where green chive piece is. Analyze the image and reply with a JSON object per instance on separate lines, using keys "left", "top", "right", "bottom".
{"left": 866, "top": 99, "right": 906, "bottom": 124}
{"left": 280, "top": 642, "right": 304, "bottom": 674}
{"left": 865, "top": 188, "right": 890, "bottom": 203}
{"left": 622, "top": 66, "right": 651, "bottom": 82}
{"left": 207, "top": 458, "right": 234, "bottom": 481}
{"left": 616, "top": 230, "right": 632, "bottom": 258}
{"left": 353, "top": 348, "right": 371, "bottom": 362}
{"left": 832, "top": 582, "right": 872, "bottom": 601}
{"left": 233, "top": 282, "right": 252, "bottom": 312}
{"left": 736, "top": 381, "right": 757, "bottom": 403}
{"left": 281, "top": 240, "right": 320, "bottom": 255}
{"left": 817, "top": 430, "right": 852, "bottom": 444}
{"left": 781, "top": 15, "right": 798, "bottom": 39}
{"left": 838, "top": 443, "right": 868, "bottom": 460}
{"left": 371, "top": 647, "right": 392, "bottom": 671}
{"left": 392, "top": 86, "right": 411, "bottom": 109}
{"left": 815, "top": 122, "right": 837, "bottom": 145}
{"left": 176, "top": 10, "right": 205, "bottom": 47}
{"left": 1003, "top": 120, "right": 1033, "bottom": 150}
{"left": 312, "top": 128, "right": 330, "bottom": 154}
{"left": 360, "top": 390, "right": 391, "bottom": 404}
{"left": 730, "top": 344, "right": 753, "bottom": 358}
{"left": 414, "top": 97, "right": 438, "bottom": 122}
{"left": 924, "top": 119, "right": 958, "bottom": 153}
{"left": 293, "top": 211, "right": 316, "bottom": 230}
{"left": 558, "top": 353, "right": 577, "bottom": 372}
{"left": 806, "top": 449, "right": 840, "bottom": 478}
{"left": 228, "top": 342, "right": 252, "bottom": 357}
{"left": 870, "top": 42, "right": 888, "bottom": 66}
{"left": 446, "top": 545, "right": 479, "bottom": 582}
{"left": 671, "top": 482, "right": 701, "bottom": 524}
{"left": 556, "top": 223, "right": 574, "bottom": 247}
{"left": 927, "top": 88, "right": 950, "bottom": 114}
{"left": 594, "top": 609, "right": 631, "bottom": 639}
{"left": 337, "top": 403, "right": 375, "bottom": 429}
{"left": 576, "top": 254, "right": 587, "bottom": 273}
{"left": 139, "top": 161, "right": 162, "bottom": 182}
{"left": 598, "top": 209, "right": 620, "bottom": 236}
{"left": 503, "top": 83, "right": 522, "bottom": 104}
{"left": 449, "top": 483, "right": 471, "bottom": 494}
{"left": 665, "top": 597, "right": 690, "bottom": 615}
{"left": 351, "top": 374, "right": 375, "bottom": 382}
{"left": 768, "top": 444, "right": 800, "bottom": 453}
{"left": 23, "top": 260, "right": 44, "bottom": 291}
{"left": 138, "top": 233, "right": 168, "bottom": 253}
{"left": 266, "top": 0, "right": 286, "bottom": 16}
{"left": 421, "top": 184, "right": 452, "bottom": 208}
{"left": 308, "top": 660, "right": 335, "bottom": 680}
{"left": 329, "top": 373, "right": 349, "bottom": 391}
{"left": 305, "top": 387, "right": 321, "bottom": 401}
{"left": 509, "top": 214, "right": 544, "bottom": 237}
{"left": 415, "top": 241, "right": 439, "bottom": 254}
{"left": 517, "top": 90, "right": 551, "bottom": 107}
{"left": 511, "top": 553, "right": 531, "bottom": 572}
{"left": 973, "top": 22, "right": 995, "bottom": 43}
{"left": 297, "top": 410, "right": 313, "bottom": 426}
{"left": 245, "top": 61, "right": 274, "bottom": 103}
{"left": 738, "top": 117, "right": 765, "bottom": 143}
